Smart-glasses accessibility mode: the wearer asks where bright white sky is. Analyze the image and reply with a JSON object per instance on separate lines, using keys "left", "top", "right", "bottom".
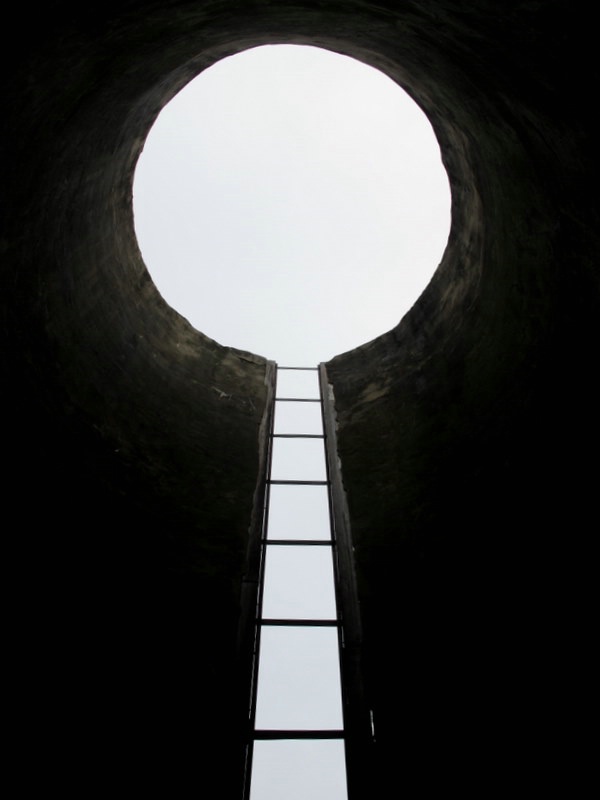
{"left": 132, "top": 44, "right": 451, "bottom": 367}
{"left": 132, "top": 45, "right": 451, "bottom": 799}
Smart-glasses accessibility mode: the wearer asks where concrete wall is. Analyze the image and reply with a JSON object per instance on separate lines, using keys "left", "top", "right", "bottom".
{"left": 323, "top": 3, "right": 599, "bottom": 792}
{"left": 2, "top": 1, "right": 596, "bottom": 796}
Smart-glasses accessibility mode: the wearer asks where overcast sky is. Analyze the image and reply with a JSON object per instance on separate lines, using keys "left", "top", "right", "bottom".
{"left": 132, "top": 44, "right": 451, "bottom": 367}
{"left": 132, "top": 44, "right": 451, "bottom": 799}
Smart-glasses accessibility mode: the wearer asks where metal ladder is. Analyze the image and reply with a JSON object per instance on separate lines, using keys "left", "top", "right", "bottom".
{"left": 244, "top": 365, "right": 349, "bottom": 799}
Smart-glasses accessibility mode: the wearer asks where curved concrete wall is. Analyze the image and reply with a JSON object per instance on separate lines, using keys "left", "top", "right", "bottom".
{"left": 2, "top": 2, "right": 596, "bottom": 796}
{"left": 322, "top": 5, "right": 598, "bottom": 794}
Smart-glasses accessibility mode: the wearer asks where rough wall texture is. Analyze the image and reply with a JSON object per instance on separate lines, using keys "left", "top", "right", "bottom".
{"left": 323, "top": 4, "right": 599, "bottom": 795}
{"left": 1, "top": 1, "right": 597, "bottom": 797}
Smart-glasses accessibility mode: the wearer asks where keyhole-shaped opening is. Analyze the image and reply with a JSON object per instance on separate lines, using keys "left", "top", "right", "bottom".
{"left": 132, "top": 45, "right": 452, "bottom": 799}
{"left": 133, "top": 44, "right": 451, "bottom": 365}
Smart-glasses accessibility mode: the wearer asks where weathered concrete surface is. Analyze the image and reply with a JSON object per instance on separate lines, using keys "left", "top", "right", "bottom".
{"left": 1, "top": 4, "right": 278, "bottom": 794}
{"left": 1, "top": 1, "right": 597, "bottom": 797}
{"left": 323, "top": 4, "right": 599, "bottom": 795}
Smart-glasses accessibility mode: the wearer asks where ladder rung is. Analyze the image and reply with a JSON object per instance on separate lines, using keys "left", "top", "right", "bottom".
{"left": 260, "top": 618, "right": 339, "bottom": 627}
{"left": 253, "top": 730, "right": 345, "bottom": 740}
{"left": 263, "top": 539, "right": 333, "bottom": 546}
{"left": 271, "top": 433, "right": 324, "bottom": 439}
{"left": 268, "top": 480, "right": 329, "bottom": 485}
{"left": 275, "top": 397, "right": 321, "bottom": 402}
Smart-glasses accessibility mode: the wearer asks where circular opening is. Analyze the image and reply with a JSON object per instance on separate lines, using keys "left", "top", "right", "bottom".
{"left": 133, "top": 44, "right": 451, "bottom": 364}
